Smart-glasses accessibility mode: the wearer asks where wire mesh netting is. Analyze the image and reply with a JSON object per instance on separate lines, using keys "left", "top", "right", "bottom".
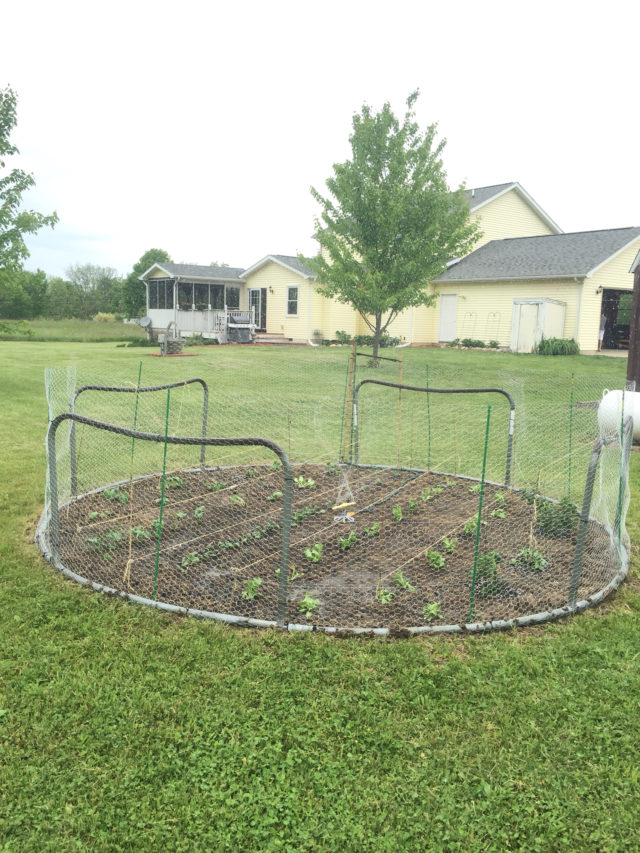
{"left": 37, "top": 348, "right": 632, "bottom": 634}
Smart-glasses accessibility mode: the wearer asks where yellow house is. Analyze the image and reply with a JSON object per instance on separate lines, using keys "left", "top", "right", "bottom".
{"left": 140, "top": 183, "right": 639, "bottom": 352}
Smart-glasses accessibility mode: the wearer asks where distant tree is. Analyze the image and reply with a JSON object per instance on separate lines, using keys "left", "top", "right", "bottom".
{"left": 0, "top": 268, "right": 48, "bottom": 318}
{"left": 65, "top": 263, "right": 123, "bottom": 316}
{"left": 0, "top": 87, "right": 58, "bottom": 271}
{"left": 209, "top": 261, "right": 230, "bottom": 268}
{"left": 307, "top": 91, "right": 479, "bottom": 361}
{"left": 47, "top": 276, "right": 85, "bottom": 320}
{"left": 121, "top": 248, "right": 172, "bottom": 318}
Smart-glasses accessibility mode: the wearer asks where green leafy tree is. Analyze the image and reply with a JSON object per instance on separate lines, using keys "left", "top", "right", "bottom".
{"left": 121, "top": 248, "right": 172, "bottom": 318}
{"left": 65, "top": 263, "right": 123, "bottom": 316}
{"left": 308, "top": 91, "right": 479, "bottom": 360}
{"left": 0, "top": 87, "right": 58, "bottom": 271}
{"left": 0, "top": 268, "right": 48, "bottom": 318}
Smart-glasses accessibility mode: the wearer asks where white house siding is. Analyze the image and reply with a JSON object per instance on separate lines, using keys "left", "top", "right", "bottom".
{"left": 471, "top": 189, "right": 556, "bottom": 248}
{"left": 578, "top": 238, "right": 640, "bottom": 351}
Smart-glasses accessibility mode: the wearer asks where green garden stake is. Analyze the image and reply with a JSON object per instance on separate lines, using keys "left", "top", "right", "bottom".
{"left": 468, "top": 404, "right": 492, "bottom": 624}
{"left": 568, "top": 373, "right": 574, "bottom": 500}
{"left": 152, "top": 387, "right": 171, "bottom": 600}
{"left": 425, "top": 364, "right": 432, "bottom": 469}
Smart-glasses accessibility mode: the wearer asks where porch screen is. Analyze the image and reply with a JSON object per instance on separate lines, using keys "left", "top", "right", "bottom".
{"left": 148, "top": 279, "right": 174, "bottom": 309}
{"left": 226, "top": 286, "right": 240, "bottom": 308}
{"left": 178, "top": 282, "right": 193, "bottom": 310}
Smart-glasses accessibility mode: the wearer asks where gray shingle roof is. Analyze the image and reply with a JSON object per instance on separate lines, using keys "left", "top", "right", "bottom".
{"left": 269, "top": 255, "right": 315, "bottom": 277}
{"left": 436, "top": 227, "right": 640, "bottom": 283}
{"left": 464, "top": 183, "right": 516, "bottom": 210}
{"left": 157, "top": 263, "right": 245, "bottom": 281}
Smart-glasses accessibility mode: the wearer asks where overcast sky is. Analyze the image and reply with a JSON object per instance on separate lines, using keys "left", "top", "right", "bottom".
{"left": 4, "top": 0, "right": 639, "bottom": 278}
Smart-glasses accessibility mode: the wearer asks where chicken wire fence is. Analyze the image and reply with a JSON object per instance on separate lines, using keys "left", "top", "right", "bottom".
{"left": 36, "top": 349, "right": 632, "bottom": 634}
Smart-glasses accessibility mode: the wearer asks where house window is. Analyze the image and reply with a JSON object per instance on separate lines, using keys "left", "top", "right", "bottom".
{"left": 287, "top": 286, "right": 298, "bottom": 316}
{"left": 226, "top": 286, "right": 240, "bottom": 309}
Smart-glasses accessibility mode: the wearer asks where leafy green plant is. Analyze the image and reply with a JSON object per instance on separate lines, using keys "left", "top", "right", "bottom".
{"left": 325, "top": 463, "right": 339, "bottom": 476}
{"left": 462, "top": 514, "right": 486, "bottom": 536}
{"left": 393, "top": 571, "right": 415, "bottom": 591}
{"left": 442, "top": 537, "right": 457, "bottom": 554}
{"left": 88, "top": 510, "right": 108, "bottom": 521}
{"left": 488, "top": 340, "right": 501, "bottom": 349}
{"left": 172, "top": 511, "right": 187, "bottom": 528}
{"left": 276, "top": 564, "right": 303, "bottom": 581}
{"left": 194, "top": 505, "right": 204, "bottom": 521}
{"left": 425, "top": 550, "right": 445, "bottom": 570}
{"left": 365, "top": 522, "right": 380, "bottom": 537}
{"left": 460, "top": 338, "right": 486, "bottom": 348}
{"left": 304, "top": 543, "right": 323, "bottom": 563}
{"left": 339, "top": 530, "right": 357, "bottom": 551}
{"left": 241, "top": 578, "right": 262, "bottom": 600}
{"left": 407, "top": 499, "right": 418, "bottom": 514}
{"left": 423, "top": 602, "right": 442, "bottom": 622}
{"left": 165, "top": 475, "right": 184, "bottom": 489}
{"left": 298, "top": 593, "right": 319, "bottom": 617}
{"left": 103, "top": 488, "right": 128, "bottom": 504}
{"left": 181, "top": 551, "right": 201, "bottom": 569}
{"left": 510, "top": 547, "right": 548, "bottom": 572}
{"left": 468, "top": 483, "right": 481, "bottom": 494}
{"left": 230, "top": 494, "right": 246, "bottom": 508}
{"left": 447, "top": 337, "right": 460, "bottom": 348}
{"left": 421, "top": 488, "right": 432, "bottom": 502}
{"left": 490, "top": 508, "right": 506, "bottom": 519}
{"left": 267, "top": 490, "right": 283, "bottom": 501}
{"left": 294, "top": 476, "right": 316, "bottom": 490}
{"left": 84, "top": 527, "right": 124, "bottom": 560}
{"left": 392, "top": 505, "right": 403, "bottom": 522}
{"left": 130, "top": 525, "right": 150, "bottom": 541}
{"left": 474, "top": 550, "right": 502, "bottom": 595}
{"left": 537, "top": 497, "right": 577, "bottom": 539}
{"left": 207, "top": 480, "right": 227, "bottom": 492}
{"left": 494, "top": 490, "right": 506, "bottom": 507}
{"left": 151, "top": 518, "right": 164, "bottom": 538}
{"left": 377, "top": 588, "right": 395, "bottom": 605}
{"left": 535, "top": 337, "right": 580, "bottom": 356}
{"left": 431, "top": 485, "right": 444, "bottom": 495}
{"left": 246, "top": 468, "right": 257, "bottom": 479}
{"left": 270, "top": 459, "right": 282, "bottom": 472}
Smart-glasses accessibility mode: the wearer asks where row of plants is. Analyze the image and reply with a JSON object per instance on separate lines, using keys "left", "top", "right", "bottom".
{"left": 447, "top": 338, "right": 501, "bottom": 349}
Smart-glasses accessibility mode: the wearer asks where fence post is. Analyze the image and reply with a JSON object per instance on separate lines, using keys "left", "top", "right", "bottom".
{"left": 468, "top": 405, "right": 492, "bottom": 624}
{"left": 152, "top": 388, "right": 171, "bottom": 601}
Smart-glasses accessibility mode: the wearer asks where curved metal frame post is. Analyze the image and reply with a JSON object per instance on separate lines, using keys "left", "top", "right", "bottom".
{"left": 69, "top": 378, "right": 209, "bottom": 495}
{"left": 47, "top": 412, "right": 293, "bottom": 628}
{"left": 352, "top": 379, "right": 516, "bottom": 486}
{"left": 569, "top": 415, "right": 633, "bottom": 608}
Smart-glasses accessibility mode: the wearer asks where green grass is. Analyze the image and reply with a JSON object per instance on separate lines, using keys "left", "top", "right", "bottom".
{"left": 1, "top": 342, "right": 639, "bottom": 851}
{"left": 0, "top": 317, "right": 148, "bottom": 342}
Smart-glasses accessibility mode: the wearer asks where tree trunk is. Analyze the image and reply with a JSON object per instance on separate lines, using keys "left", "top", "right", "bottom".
{"left": 371, "top": 314, "right": 383, "bottom": 365}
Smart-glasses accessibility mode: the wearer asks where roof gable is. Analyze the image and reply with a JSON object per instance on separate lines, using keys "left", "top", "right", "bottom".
{"left": 436, "top": 227, "right": 640, "bottom": 283}
{"left": 241, "top": 254, "right": 315, "bottom": 280}
{"left": 465, "top": 182, "right": 562, "bottom": 234}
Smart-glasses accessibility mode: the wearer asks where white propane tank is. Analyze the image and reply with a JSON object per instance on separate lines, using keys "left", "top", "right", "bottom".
{"left": 598, "top": 389, "right": 639, "bottom": 439}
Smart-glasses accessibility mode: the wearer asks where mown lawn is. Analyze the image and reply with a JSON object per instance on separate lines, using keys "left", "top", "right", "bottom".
{"left": 1, "top": 342, "right": 639, "bottom": 851}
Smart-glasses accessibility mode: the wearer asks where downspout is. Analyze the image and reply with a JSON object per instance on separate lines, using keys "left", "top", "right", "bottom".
{"left": 573, "top": 277, "right": 583, "bottom": 349}
{"left": 396, "top": 307, "right": 414, "bottom": 348}
{"left": 307, "top": 278, "right": 318, "bottom": 347}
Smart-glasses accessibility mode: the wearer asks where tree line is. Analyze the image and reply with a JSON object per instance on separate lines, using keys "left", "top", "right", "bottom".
{"left": 0, "top": 249, "right": 170, "bottom": 321}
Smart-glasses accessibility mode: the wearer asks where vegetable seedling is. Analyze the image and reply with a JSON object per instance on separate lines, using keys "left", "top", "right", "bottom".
{"left": 393, "top": 571, "right": 415, "bottom": 591}
{"left": 377, "top": 588, "right": 395, "bottom": 605}
{"left": 490, "top": 508, "right": 506, "bottom": 519}
{"left": 304, "top": 543, "right": 323, "bottom": 563}
{"left": 230, "top": 494, "right": 246, "bottom": 508}
{"left": 103, "top": 488, "right": 128, "bottom": 504}
{"left": 423, "top": 602, "right": 442, "bottom": 622}
{"left": 299, "top": 593, "right": 319, "bottom": 617}
{"left": 207, "top": 481, "right": 226, "bottom": 492}
{"left": 392, "top": 505, "right": 403, "bottom": 522}
{"left": 510, "top": 547, "right": 548, "bottom": 572}
{"left": 242, "top": 578, "right": 263, "bottom": 600}
{"left": 442, "top": 537, "right": 457, "bottom": 554}
{"left": 425, "top": 550, "right": 445, "bottom": 570}
{"left": 365, "top": 522, "right": 380, "bottom": 537}
{"left": 181, "top": 551, "right": 200, "bottom": 568}
{"left": 165, "top": 475, "right": 184, "bottom": 489}
{"left": 339, "top": 530, "right": 357, "bottom": 551}
{"left": 267, "top": 491, "right": 283, "bottom": 501}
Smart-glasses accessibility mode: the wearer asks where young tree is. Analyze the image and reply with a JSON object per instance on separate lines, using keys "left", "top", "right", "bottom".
{"left": 308, "top": 91, "right": 479, "bottom": 360}
{"left": 0, "top": 87, "right": 58, "bottom": 271}
{"left": 120, "top": 248, "right": 172, "bottom": 318}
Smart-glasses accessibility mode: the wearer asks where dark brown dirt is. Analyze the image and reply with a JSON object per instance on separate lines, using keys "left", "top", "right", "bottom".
{"left": 55, "top": 464, "right": 622, "bottom": 629}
